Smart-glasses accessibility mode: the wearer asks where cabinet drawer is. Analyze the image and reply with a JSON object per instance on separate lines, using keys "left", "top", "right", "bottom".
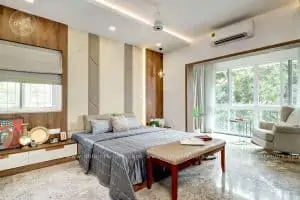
{"left": 0, "top": 152, "right": 28, "bottom": 171}
{"left": 28, "top": 144, "right": 77, "bottom": 165}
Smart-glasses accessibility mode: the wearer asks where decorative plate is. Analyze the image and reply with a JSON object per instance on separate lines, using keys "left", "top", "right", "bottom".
{"left": 29, "top": 127, "right": 49, "bottom": 145}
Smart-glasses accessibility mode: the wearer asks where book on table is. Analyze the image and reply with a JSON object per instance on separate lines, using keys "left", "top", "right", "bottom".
{"left": 180, "top": 137, "right": 206, "bottom": 146}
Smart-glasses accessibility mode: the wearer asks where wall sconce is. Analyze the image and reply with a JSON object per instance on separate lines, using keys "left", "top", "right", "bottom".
{"left": 158, "top": 70, "right": 165, "bottom": 78}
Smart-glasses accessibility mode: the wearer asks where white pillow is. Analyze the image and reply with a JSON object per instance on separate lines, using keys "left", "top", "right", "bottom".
{"left": 127, "top": 117, "right": 143, "bottom": 129}
{"left": 286, "top": 108, "right": 300, "bottom": 125}
{"left": 91, "top": 120, "right": 112, "bottom": 134}
{"left": 111, "top": 115, "right": 129, "bottom": 132}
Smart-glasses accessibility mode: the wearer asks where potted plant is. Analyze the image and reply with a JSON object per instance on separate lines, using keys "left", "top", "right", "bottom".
{"left": 193, "top": 107, "right": 205, "bottom": 133}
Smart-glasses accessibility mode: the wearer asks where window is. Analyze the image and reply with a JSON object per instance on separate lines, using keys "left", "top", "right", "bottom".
{"left": 0, "top": 82, "right": 61, "bottom": 113}
{"left": 215, "top": 71, "right": 229, "bottom": 104}
{"left": 215, "top": 109, "right": 229, "bottom": 132}
{"left": 257, "top": 63, "right": 281, "bottom": 105}
{"left": 214, "top": 58, "right": 299, "bottom": 135}
{"left": 232, "top": 67, "right": 254, "bottom": 104}
{"left": 0, "top": 82, "right": 20, "bottom": 110}
{"left": 0, "top": 40, "right": 62, "bottom": 114}
{"left": 260, "top": 110, "right": 280, "bottom": 122}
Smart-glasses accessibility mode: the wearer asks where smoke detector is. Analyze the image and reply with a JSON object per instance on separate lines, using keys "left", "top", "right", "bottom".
{"left": 153, "top": 6, "right": 163, "bottom": 31}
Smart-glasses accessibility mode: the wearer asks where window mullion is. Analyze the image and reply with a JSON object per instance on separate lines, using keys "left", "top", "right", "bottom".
{"left": 288, "top": 60, "right": 293, "bottom": 105}
{"left": 228, "top": 69, "right": 232, "bottom": 132}
{"left": 20, "top": 83, "right": 23, "bottom": 109}
{"left": 253, "top": 65, "right": 259, "bottom": 126}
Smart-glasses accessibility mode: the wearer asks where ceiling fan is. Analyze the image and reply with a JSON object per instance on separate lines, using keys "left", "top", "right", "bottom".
{"left": 153, "top": 5, "right": 163, "bottom": 31}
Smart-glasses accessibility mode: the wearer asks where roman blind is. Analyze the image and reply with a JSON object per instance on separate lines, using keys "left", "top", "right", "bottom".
{"left": 0, "top": 40, "right": 62, "bottom": 85}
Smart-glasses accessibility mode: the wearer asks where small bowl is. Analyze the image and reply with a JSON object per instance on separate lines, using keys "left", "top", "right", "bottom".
{"left": 19, "top": 136, "right": 32, "bottom": 146}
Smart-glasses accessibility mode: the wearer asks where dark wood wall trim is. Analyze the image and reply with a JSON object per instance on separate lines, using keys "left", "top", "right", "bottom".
{"left": 0, "top": 5, "right": 68, "bottom": 131}
{"left": 146, "top": 49, "right": 163, "bottom": 123}
{"left": 185, "top": 39, "right": 300, "bottom": 131}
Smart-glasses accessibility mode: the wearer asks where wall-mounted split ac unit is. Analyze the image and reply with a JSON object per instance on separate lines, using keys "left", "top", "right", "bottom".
{"left": 211, "top": 20, "right": 254, "bottom": 46}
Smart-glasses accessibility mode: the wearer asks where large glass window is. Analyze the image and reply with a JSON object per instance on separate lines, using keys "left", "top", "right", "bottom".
{"left": 0, "top": 82, "right": 61, "bottom": 113}
{"left": 214, "top": 58, "right": 299, "bottom": 135}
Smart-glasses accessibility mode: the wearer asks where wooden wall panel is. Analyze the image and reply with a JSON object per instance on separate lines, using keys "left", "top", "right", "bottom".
{"left": 146, "top": 49, "right": 163, "bottom": 123}
{"left": 0, "top": 5, "right": 68, "bottom": 131}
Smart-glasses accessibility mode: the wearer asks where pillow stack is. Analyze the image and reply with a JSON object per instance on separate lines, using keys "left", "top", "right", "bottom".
{"left": 87, "top": 113, "right": 143, "bottom": 134}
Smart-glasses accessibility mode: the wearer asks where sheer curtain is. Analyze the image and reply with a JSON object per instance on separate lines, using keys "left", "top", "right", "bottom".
{"left": 193, "top": 64, "right": 215, "bottom": 133}
{"left": 193, "top": 65, "right": 204, "bottom": 132}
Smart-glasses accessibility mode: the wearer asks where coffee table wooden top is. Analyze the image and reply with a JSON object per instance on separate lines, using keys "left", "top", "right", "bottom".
{"left": 147, "top": 138, "right": 226, "bottom": 165}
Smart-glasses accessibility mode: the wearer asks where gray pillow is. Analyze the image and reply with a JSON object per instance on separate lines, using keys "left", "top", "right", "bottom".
{"left": 111, "top": 115, "right": 129, "bottom": 132}
{"left": 83, "top": 114, "right": 111, "bottom": 132}
{"left": 127, "top": 117, "right": 142, "bottom": 130}
{"left": 91, "top": 119, "right": 112, "bottom": 134}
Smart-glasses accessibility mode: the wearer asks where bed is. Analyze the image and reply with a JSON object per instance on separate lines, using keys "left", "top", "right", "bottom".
{"left": 72, "top": 126, "right": 194, "bottom": 200}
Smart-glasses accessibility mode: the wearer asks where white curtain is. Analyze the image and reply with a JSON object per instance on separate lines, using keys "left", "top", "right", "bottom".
{"left": 193, "top": 64, "right": 215, "bottom": 133}
{"left": 193, "top": 65, "right": 204, "bottom": 132}
{"left": 204, "top": 64, "right": 215, "bottom": 133}
{"left": 297, "top": 48, "right": 300, "bottom": 106}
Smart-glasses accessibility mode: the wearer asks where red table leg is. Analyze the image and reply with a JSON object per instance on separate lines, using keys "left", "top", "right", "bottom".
{"left": 171, "top": 165, "right": 178, "bottom": 200}
{"left": 147, "top": 156, "right": 153, "bottom": 189}
{"left": 221, "top": 147, "right": 225, "bottom": 173}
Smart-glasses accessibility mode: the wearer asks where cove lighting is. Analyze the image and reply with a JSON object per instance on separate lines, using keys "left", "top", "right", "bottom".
{"left": 24, "top": 0, "right": 34, "bottom": 3}
{"left": 91, "top": 0, "right": 193, "bottom": 43}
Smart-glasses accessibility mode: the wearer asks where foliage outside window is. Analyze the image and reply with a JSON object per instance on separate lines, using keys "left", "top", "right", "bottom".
{"left": 215, "top": 71, "right": 229, "bottom": 104}
{"left": 232, "top": 67, "right": 254, "bottom": 104}
{"left": 0, "top": 82, "right": 61, "bottom": 113}
{"left": 214, "top": 59, "right": 299, "bottom": 134}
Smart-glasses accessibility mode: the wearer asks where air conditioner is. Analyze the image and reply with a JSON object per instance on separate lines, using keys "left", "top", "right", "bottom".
{"left": 211, "top": 20, "right": 254, "bottom": 46}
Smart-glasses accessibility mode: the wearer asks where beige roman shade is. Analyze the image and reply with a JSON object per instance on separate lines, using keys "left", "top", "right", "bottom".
{"left": 0, "top": 40, "right": 62, "bottom": 85}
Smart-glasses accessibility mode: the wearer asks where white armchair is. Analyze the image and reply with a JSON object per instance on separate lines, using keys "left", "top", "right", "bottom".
{"left": 252, "top": 107, "right": 300, "bottom": 154}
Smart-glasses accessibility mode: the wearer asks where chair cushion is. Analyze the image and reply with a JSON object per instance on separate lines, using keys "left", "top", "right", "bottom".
{"left": 253, "top": 128, "right": 274, "bottom": 142}
{"left": 91, "top": 119, "right": 112, "bottom": 134}
{"left": 286, "top": 108, "right": 300, "bottom": 125}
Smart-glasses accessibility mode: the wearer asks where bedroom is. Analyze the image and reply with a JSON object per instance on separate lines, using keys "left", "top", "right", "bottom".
{"left": 0, "top": 0, "right": 300, "bottom": 200}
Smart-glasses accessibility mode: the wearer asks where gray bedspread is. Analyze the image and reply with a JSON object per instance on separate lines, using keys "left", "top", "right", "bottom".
{"left": 72, "top": 127, "right": 192, "bottom": 200}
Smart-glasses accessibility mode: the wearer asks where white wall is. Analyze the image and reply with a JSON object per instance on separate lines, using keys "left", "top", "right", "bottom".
{"left": 132, "top": 46, "right": 145, "bottom": 123}
{"left": 164, "top": 3, "right": 300, "bottom": 131}
{"left": 67, "top": 29, "right": 145, "bottom": 131}
{"left": 68, "top": 28, "right": 89, "bottom": 131}
{"left": 99, "top": 37, "right": 125, "bottom": 114}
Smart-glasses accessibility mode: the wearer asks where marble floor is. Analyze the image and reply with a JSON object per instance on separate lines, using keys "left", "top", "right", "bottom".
{"left": 1, "top": 134, "right": 300, "bottom": 200}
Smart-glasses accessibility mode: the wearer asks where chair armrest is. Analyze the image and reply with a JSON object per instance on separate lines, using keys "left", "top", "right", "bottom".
{"left": 259, "top": 121, "right": 274, "bottom": 130}
{"left": 273, "top": 125, "right": 300, "bottom": 134}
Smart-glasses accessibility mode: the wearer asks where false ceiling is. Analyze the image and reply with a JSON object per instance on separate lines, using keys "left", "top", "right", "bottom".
{"left": 0, "top": 0, "right": 294, "bottom": 52}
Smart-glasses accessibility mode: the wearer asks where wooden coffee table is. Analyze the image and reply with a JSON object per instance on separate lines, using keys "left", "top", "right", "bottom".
{"left": 147, "top": 138, "right": 226, "bottom": 200}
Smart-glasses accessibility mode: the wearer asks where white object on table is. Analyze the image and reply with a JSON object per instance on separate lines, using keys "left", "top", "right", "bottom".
{"left": 180, "top": 138, "right": 205, "bottom": 146}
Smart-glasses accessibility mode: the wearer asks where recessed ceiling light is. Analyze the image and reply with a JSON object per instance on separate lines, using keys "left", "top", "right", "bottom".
{"left": 156, "top": 43, "right": 162, "bottom": 47}
{"left": 24, "top": 0, "right": 34, "bottom": 3}
{"left": 108, "top": 25, "right": 116, "bottom": 32}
